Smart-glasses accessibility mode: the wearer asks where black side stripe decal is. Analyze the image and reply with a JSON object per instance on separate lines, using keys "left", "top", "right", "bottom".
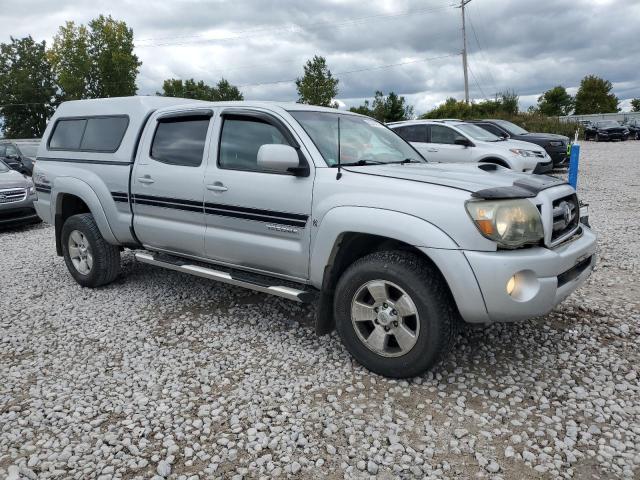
{"left": 110, "top": 192, "right": 308, "bottom": 227}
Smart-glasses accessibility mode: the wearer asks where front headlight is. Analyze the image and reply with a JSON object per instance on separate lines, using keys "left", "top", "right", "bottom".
{"left": 465, "top": 199, "right": 544, "bottom": 248}
{"left": 28, "top": 185, "right": 35, "bottom": 195}
{"left": 509, "top": 148, "right": 540, "bottom": 157}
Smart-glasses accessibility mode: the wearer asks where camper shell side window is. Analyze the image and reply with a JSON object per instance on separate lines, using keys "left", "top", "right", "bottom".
{"left": 48, "top": 115, "right": 130, "bottom": 153}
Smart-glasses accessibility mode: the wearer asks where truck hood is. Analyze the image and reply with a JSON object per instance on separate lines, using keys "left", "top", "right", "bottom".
{"left": 343, "top": 162, "right": 565, "bottom": 198}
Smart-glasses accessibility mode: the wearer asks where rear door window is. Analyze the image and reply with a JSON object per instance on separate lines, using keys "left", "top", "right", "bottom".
{"left": 151, "top": 116, "right": 210, "bottom": 167}
{"left": 394, "top": 125, "right": 427, "bottom": 143}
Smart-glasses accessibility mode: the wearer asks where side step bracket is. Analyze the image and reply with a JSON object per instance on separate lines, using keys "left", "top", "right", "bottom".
{"left": 134, "top": 252, "right": 315, "bottom": 303}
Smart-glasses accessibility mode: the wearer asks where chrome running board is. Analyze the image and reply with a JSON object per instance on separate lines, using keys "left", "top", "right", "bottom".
{"left": 134, "top": 251, "right": 314, "bottom": 303}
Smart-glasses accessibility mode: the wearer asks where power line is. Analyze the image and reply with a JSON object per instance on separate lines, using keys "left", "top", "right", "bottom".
{"left": 467, "top": 63, "right": 489, "bottom": 100}
{"left": 466, "top": 7, "right": 499, "bottom": 95}
{"left": 234, "top": 53, "right": 460, "bottom": 89}
{"left": 135, "top": 3, "right": 457, "bottom": 48}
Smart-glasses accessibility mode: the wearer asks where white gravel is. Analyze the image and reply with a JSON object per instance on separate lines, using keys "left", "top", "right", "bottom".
{"left": 1, "top": 141, "right": 639, "bottom": 479}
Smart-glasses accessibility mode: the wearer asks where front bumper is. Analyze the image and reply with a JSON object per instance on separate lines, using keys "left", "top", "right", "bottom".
{"left": 462, "top": 225, "right": 597, "bottom": 322}
{"left": 548, "top": 150, "right": 568, "bottom": 167}
{"left": 0, "top": 193, "right": 40, "bottom": 228}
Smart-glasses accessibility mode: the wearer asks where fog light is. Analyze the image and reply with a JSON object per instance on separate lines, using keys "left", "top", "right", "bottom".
{"left": 506, "top": 276, "right": 516, "bottom": 295}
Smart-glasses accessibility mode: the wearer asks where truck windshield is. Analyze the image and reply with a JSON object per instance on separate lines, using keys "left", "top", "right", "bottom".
{"left": 494, "top": 120, "right": 529, "bottom": 135}
{"left": 289, "top": 111, "right": 424, "bottom": 166}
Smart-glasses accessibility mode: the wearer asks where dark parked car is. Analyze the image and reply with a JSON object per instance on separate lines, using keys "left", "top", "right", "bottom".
{"left": 0, "top": 159, "right": 40, "bottom": 229}
{"left": 468, "top": 119, "right": 570, "bottom": 168}
{"left": 0, "top": 139, "right": 40, "bottom": 176}
{"left": 584, "top": 120, "right": 629, "bottom": 142}
{"left": 622, "top": 119, "right": 640, "bottom": 140}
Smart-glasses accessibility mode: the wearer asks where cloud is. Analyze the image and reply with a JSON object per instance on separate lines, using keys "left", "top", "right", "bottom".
{"left": 2, "top": 0, "right": 638, "bottom": 114}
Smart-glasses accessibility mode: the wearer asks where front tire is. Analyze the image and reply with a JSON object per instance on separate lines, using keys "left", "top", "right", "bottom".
{"left": 334, "top": 251, "right": 457, "bottom": 378}
{"left": 61, "top": 213, "right": 121, "bottom": 288}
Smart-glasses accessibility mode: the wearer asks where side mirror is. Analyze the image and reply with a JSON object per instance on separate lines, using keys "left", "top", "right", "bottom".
{"left": 454, "top": 138, "right": 472, "bottom": 147}
{"left": 257, "top": 144, "right": 307, "bottom": 176}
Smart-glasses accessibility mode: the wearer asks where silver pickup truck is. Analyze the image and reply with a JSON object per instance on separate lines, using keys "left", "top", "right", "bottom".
{"left": 33, "top": 97, "right": 596, "bottom": 378}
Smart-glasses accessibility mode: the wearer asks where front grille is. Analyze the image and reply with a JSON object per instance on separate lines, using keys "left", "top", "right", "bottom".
{"left": 551, "top": 193, "right": 579, "bottom": 243}
{"left": 0, "top": 188, "right": 27, "bottom": 204}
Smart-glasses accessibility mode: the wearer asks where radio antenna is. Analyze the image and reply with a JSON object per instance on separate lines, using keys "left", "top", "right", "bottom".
{"left": 336, "top": 116, "right": 342, "bottom": 180}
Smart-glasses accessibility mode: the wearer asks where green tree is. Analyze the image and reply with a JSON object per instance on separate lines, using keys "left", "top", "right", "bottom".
{"left": 0, "top": 36, "right": 56, "bottom": 138}
{"left": 87, "top": 15, "right": 141, "bottom": 98}
{"left": 349, "top": 91, "right": 414, "bottom": 122}
{"left": 48, "top": 21, "right": 91, "bottom": 100}
{"left": 631, "top": 98, "right": 640, "bottom": 112}
{"left": 499, "top": 90, "right": 519, "bottom": 115}
{"left": 537, "top": 85, "right": 574, "bottom": 116}
{"left": 48, "top": 15, "right": 140, "bottom": 100}
{"left": 158, "top": 77, "right": 243, "bottom": 101}
{"left": 574, "top": 75, "right": 619, "bottom": 114}
{"left": 295, "top": 55, "right": 338, "bottom": 107}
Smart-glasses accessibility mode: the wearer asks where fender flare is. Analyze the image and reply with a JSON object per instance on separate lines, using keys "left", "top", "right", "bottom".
{"left": 309, "top": 206, "right": 459, "bottom": 288}
{"left": 51, "top": 177, "right": 118, "bottom": 246}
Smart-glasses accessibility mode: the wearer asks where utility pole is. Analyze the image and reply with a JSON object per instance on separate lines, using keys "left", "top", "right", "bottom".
{"left": 458, "top": 0, "right": 472, "bottom": 104}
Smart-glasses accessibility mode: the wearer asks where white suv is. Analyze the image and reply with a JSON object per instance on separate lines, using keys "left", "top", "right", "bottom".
{"left": 389, "top": 120, "right": 553, "bottom": 174}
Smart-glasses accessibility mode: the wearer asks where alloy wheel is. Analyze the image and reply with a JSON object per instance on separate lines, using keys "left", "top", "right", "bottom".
{"left": 350, "top": 280, "right": 420, "bottom": 357}
{"left": 68, "top": 230, "right": 93, "bottom": 275}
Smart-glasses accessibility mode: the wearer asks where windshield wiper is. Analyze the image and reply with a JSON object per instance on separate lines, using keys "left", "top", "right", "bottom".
{"left": 387, "top": 158, "right": 422, "bottom": 164}
{"left": 333, "top": 159, "right": 385, "bottom": 167}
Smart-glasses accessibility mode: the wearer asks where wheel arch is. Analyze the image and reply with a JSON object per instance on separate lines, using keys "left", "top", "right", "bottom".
{"left": 310, "top": 207, "right": 460, "bottom": 335}
{"left": 52, "top": 178, "right": 117, "bottom": 256}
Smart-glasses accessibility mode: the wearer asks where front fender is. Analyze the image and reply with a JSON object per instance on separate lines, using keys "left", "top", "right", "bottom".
{"left": 309, "top": 206, "right": 459, "bottom": 288}
{"left": 51, "top": 177, "right": 118, "bottom": 245}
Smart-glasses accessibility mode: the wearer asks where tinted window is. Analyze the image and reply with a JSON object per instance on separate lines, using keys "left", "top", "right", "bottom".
{"left": 80, "top": 117, "right": 128, "bottom": 151}
{"left": 49, "top": 119, "right": 87, "bottom": 150}
{"left": 219, "top": 118, "right": 289, "bottom": 172}
{"left": 151, "top": 117, "right": 210, "bottom": 167}
{"left": 478, "top": 123, "right": 506, "bottom": 137}
{"left": 394, "top": 125, "right": 427, "bottom": 143}
{"left": 430, "top": 125, "right": 466, "bottom": 145}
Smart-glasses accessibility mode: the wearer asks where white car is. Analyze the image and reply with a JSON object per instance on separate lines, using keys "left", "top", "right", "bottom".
{"left": 389, "top": 120, "right": 553, "bottom": 174}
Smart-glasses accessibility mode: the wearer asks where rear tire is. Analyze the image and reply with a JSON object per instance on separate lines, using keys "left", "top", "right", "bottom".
{"left": 334, "top": 250, "right": 457, "bottom": 378}
{"left": 61, "top": 213, "right": 120, "bottom": 288}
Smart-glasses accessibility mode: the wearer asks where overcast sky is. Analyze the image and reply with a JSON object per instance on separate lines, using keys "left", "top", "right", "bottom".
{"left": 2, "top": 0, "right": 639, "bottom": 114}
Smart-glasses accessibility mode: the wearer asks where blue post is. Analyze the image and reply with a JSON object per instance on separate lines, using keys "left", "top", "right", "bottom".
{"left": 568, "top": 140, "right": 580, "bottom": 189}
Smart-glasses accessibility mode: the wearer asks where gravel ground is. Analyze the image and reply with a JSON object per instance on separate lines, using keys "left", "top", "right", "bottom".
{"left": 1, "top": 141, "right": 639, "bottom": 480}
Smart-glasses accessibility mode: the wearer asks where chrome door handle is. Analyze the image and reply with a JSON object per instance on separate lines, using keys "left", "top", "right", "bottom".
{"left": 427, "top": 148, "right": 439, "bottom": 152}
{"left": 137, "top": 176, "right": 155, "bottom": 184}
{"left": 207, "top": 183, "right": 228, "bottom": 192}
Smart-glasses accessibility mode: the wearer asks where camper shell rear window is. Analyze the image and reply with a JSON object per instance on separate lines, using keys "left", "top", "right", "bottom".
{"left": 48, "top": 115, "right": 129, "bottom": 152}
